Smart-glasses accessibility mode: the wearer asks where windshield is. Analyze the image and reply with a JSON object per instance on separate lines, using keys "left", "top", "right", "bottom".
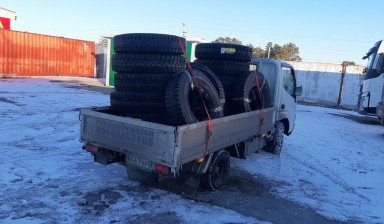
{"left": 367, "top": 53, "right": 377, "bottom": 70}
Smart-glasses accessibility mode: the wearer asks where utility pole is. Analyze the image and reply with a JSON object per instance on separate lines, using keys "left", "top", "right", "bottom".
{"left": 337, "top": 62, "right": 347, "bottom": 107}
{"left": 182, "top": 23, "right": 187, "bottom": 38}
{"left": 267, "top": 47, "right": 271, "bottom": 58}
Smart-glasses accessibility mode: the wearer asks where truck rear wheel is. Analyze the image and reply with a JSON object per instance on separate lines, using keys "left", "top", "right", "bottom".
{"left": 265, "top": 121, "right": 285, "bottom": 154}
{"left": 201, "top": 150, "right": 230, "bottom": 191}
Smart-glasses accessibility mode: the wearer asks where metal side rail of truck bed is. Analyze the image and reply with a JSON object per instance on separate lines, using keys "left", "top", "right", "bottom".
{"left": 80, "top": 106, "right": 275, "bottom": 174}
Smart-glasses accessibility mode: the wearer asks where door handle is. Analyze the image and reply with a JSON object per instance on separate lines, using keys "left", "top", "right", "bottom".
{"left": 281, "top": 104, "right": 285, "bottom": 109}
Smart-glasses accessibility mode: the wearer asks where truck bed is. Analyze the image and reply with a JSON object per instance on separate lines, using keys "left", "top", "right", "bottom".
{"left": 80, "top": 107, "right": 275, "bottom": 170}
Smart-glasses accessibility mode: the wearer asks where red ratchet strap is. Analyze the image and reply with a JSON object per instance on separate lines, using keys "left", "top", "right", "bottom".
{"left": 178, "top": 37, "right": 212, "bottom": 160}
{"left": 249, "top": 51, "right": 264, "bottom": 135}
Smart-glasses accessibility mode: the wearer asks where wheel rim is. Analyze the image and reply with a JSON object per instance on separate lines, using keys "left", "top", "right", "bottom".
{"left": 213, "top": 159, "right": 227, "bottom": 183}
{"left": 188, "top": 88, "right": 209, "bottom": 121}
{"left": 249, "top": 86, "right": 262, "bottom": 110}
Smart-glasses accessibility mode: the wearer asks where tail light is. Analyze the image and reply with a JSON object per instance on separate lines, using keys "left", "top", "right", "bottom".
{"left": 155, "top": 165, "right": 170, "bottom": 174}
{"left": 84, "top": 145, "right": 96, "bottom": 152}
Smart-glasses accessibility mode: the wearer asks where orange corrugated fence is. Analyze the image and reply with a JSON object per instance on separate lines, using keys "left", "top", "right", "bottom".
{"left": 0, "top": 29, "right": 95, "bottom": 77}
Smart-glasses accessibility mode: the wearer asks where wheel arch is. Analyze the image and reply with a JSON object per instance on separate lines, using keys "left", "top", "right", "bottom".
{"left": 280, "top": 118, "right": 291, "bottom": 136}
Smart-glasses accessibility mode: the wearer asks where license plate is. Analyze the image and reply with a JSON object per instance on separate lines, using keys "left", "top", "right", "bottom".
{"left": 126, "top": 155, "right": 154, "bottom": 171}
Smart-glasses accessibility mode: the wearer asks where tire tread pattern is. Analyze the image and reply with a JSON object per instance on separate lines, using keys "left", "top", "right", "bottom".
{"left": 195, "top": 43, "right": 252, "bottom": 62}
{"left": 195, "top": 59, "right": 249, "bottom": 76}
{"left": 114, "top": 73, "right": 174, "bottom": 93}
{"left": 112, "top": 53, "right": 186, "bottom": 73}
{"left": 114, "top": 33, "right": 186, "bottom": 54}
{"left": 110, "top": 91, "right": 165, "bottom": 113}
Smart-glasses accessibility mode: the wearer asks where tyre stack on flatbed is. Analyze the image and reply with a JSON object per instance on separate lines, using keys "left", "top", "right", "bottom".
{"left": 110, "top": 33, "right": 224, "bottom": 125}
{"left": 194, "top": 43, "right": 271, "bottom": 114}
{"left": 110, "top": 33, "right": 270, "bottom": 126}
{"left": 110, "top": 33, "right": 186, "bottom": 123}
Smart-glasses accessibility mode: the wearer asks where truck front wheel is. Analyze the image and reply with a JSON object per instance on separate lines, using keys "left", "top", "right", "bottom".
{"left": 265, "top": 121, "right": 285, "bottom": 154}
{"left": 201, "top": 150, "right": 230, "bottom": 191}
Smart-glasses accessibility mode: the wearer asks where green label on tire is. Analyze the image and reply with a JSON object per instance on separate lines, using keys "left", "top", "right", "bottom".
{"left": 221, "top": 48, "right": 236, "bottom": 54}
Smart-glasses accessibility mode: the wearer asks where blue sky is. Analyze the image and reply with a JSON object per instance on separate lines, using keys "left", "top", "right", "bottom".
{"left": 2, "top": 0, "right": 384, "bottom": 65}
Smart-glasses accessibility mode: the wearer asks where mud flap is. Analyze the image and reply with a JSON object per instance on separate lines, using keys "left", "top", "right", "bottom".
{"left": 94, "top": 148, "right": 125, "bottom": 166}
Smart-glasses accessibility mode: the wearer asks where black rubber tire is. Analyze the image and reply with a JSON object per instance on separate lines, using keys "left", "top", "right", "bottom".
{"left": 195, "top": 43, "right": 252, "bottom": 62}
{"left": 124, "top": 112, "right": 168, "bottom": 123}
{"left": 217, "top": 75, "right": 237, "bottom": 90}
{"left": 265, "top": 121, "right": 285, "bottom": 154}
{"left": 114, "top": 33, "right": 186, "bottom": 54}
{"left": 216, "top": 75, "right": 237, "bottom": 116}
{"left": 110, "top": 91, "right": 165, "bottom": 113}
{"left": 230, "top": 72, "right": 272, "bottom": 114}
{"left": 165, "top": 71, "right": 224, "bottom": 126}
{"left": 201, "top": 150, "right": 230, "bottom": 191}
{"left": 194, "top": 59, "right": 249, "bottom": 76}
{"left": 112, "top": 53, "right": 186, "bottom": 73}
{"left": 190, "top": 62, "right": 225, "bottom": 106}
{"left": 114, "top": 73, "right": 174, "bottom": 93}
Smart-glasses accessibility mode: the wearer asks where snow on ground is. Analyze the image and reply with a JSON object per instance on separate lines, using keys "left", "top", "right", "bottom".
{"left": 0, "top": 79, "right": 266, "bottom": 224}
{"left": 1, "top": 78, "right": 383, "bottom": 223}
{"left": 233, "top": 105, "right": 384, "bottom": 223}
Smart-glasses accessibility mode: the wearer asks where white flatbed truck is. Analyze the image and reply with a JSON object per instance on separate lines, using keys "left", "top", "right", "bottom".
{"left": 79, "top": 58, "right": 302, "bottom": 190}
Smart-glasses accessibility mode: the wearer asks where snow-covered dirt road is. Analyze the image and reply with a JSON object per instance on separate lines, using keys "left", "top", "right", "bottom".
{"left": 0, "top": 79, "right": 383, "bottom": 224}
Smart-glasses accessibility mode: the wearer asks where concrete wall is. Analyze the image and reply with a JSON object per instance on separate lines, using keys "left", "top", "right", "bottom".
{"left": 95, "top": 40, "right": 108, "bottom": 79}
{"left": 287, "top": 61, "right": 365, "bottom": 109}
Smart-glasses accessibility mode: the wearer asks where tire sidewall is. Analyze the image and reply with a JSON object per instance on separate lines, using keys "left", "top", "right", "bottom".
{"left": 166, "top": 71, "right": 223, "bottom": 126}
{"left": 271, "top": 121, "right": 284, "bottom": 154}
{"left": 205, "top": 150, "right": 230, "bottom": 190}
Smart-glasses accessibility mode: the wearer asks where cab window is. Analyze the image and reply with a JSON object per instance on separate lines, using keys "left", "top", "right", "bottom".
{"left": 256, "top": 62, "right": 276, "bottom": 106}
{"left": 282, "top": 67, "right": 296, "bottom": 97}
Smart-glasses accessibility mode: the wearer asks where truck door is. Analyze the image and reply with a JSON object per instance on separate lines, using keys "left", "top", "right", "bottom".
{"left": 279, "top": 66, "right": 297, "bottom": 134}
{"left": 361, "top": 77, "right": 384, "bottom": 114}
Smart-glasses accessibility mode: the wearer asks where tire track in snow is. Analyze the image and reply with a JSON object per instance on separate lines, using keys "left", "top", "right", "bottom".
{"left": 284, "top": 151, "right": 370, "bottom": 202}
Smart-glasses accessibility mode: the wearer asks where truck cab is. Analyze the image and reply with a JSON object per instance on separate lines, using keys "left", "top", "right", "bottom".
{"left": 252, "top": 58, "right": 301, "bottom": 135}
{"left": 358, "top": 40, "right": 384, "bottom": 123}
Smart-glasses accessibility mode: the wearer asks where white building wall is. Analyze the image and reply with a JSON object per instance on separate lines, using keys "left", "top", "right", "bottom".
{"left": 287, "top": 61, "right": 365, "bottom": 109}
{"left": 0, "top": 7, "right": 16, "bottom": 30}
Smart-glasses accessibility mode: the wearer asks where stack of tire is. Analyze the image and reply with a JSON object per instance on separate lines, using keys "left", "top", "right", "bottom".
{"left": 194, "top": 43, "right": 271, "bottom": 115}
{"left": 110, "top": 33, "right": 186, "bottom": 124}
{"left": 110, "top": 33, "right": 224, "bottom": 126}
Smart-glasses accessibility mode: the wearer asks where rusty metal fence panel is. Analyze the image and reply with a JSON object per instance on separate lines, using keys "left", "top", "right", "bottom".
{"left": 0, "top": 30, "right": 95, "bottom": 77}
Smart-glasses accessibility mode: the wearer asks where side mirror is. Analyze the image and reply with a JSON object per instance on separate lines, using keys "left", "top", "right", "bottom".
{"left": 296, "top": 86, "right": 303, "bottom": 96}
{"left": 363, "top": 67, "right": 367, "bottom": 74}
